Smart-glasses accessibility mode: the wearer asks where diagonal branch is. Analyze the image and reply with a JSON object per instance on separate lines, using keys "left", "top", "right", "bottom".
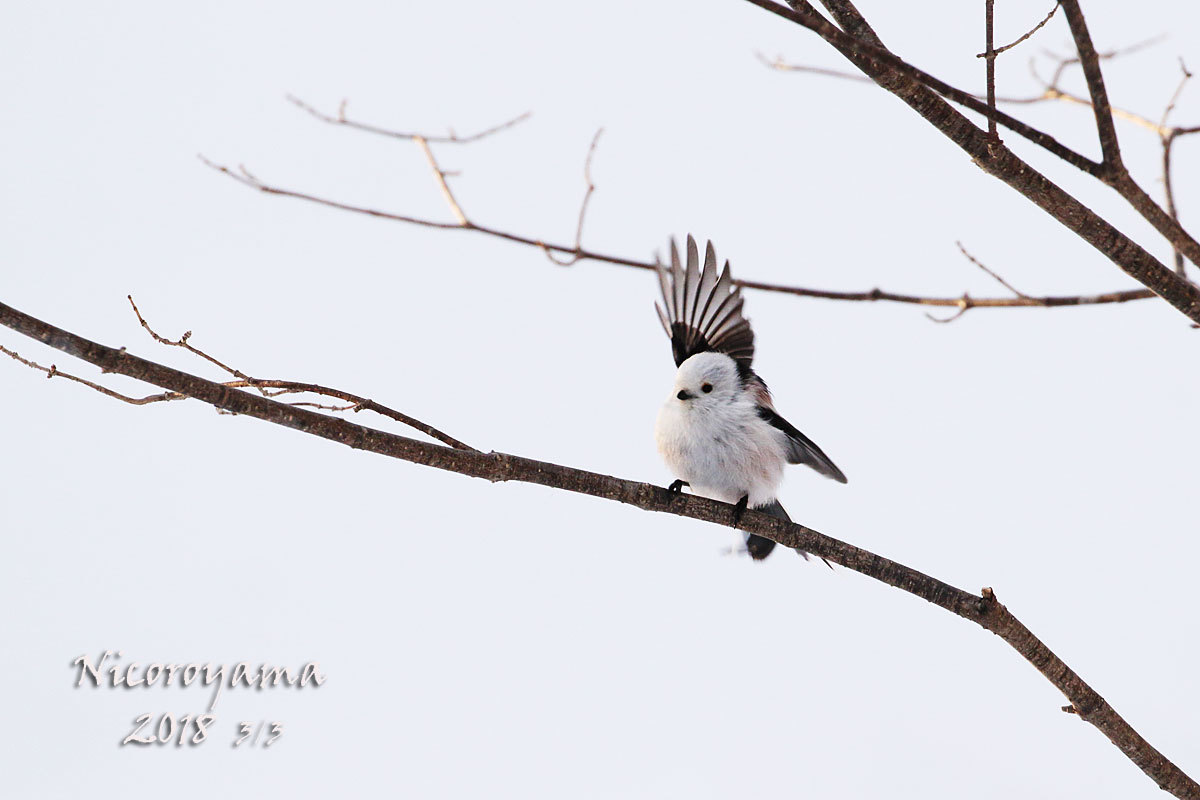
{"left": 413, "top": 135, "right": 470, "bottom": 226}
{"left": 925, "top": 242, "right": 1042, "bottom": 323}
{"left": 768, "top": 29, "right": 1200, "bottom": 274}
{"left": 1058, "top": 0, "right": 1123, "bottom": 170}
{"left": 957, "top": 241, "right": 1032, "bottom": 299}
{"left": 1048, "top": 3, "right": 1200, "bottom": 271}
{"left": 769, "top": 0, "right": 1103, "bottom": 173}
{"left": 980, "top": 2, "right": 1059, "bottom": 57}
{"left": 1162, "top": 61, "right": 1196, "bottom": 275}
{"left": 747, "top": 0, "right": 1200, "bottom": 324}
{"left": 1, "top": 297, "right": 1196, "bottom": 798}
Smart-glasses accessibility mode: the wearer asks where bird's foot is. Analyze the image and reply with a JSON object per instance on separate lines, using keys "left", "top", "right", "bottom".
{"left": 667, "top": 479, "right": 689, "bottom": 495}
{"left": 731, "top": 494, "right": 749, "bottom": 527}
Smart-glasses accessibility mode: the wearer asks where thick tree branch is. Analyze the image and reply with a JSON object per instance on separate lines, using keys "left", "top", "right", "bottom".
{"left": 775, "top": 0, "right": 1102, "bottom": 171}
{"left": 1058, "top": 0, "right": 1123, "bottom": 170}
{"left": 747, "top": 0, "right": 1200, "bottom": 324}
{"left": 1, "top": 298, "right": 1196, "bottom": 798}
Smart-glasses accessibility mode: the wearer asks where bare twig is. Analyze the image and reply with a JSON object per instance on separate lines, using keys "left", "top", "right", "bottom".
{"left": 1043, "top": 34, "right": 1166, "bottom": 89}
{"left": 977, "top": 3, "right": 1060, "bottom": 58}
{"left": 2, "top": 297, "right": 1197, "bottom": 799}
{"left": 956, "top": 241, "right": 1032, "bottom": 299}
{"left": 125, "top": 295, "right": 476, "bottom": 451}
{"left": 1162, "top": 61, "right": 1196, "bottom": 133}
{"left": 757, "top": 52, "right": 872, "bottom": 83}
{"left": 924, "top": 243, "right": 1042, "bottom": 323}
{"left": 127, "top": 295, "right": 260, "bottom": 388}
{"left": 1161, "top": 60, "right": 1195, "bottom": 275}
{"left": 2, "top": 344, "right": 173, "bottom": 405}
{"left": 542, "top": 128, "right": 604, "bottom": 267}
{"left": 413, "top": 136, "right": 469, "bottom": 226}
{"left": 775, "top": 37, "right": 1181, "bottom": 139}
{"left": 286, "top": 95, "right": 531, "bottom": 145}
{"left": 925, "top": 296, "right": 971, "bottom": 324}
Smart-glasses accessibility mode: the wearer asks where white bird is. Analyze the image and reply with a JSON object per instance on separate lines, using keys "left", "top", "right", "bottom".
{"left": 653, "top": 235, "right": 847, "bottom": 560}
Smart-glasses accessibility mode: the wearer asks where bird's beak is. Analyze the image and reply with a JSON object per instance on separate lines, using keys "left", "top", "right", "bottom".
{"left": 676, "top": 389, "right": 693, "bottom": 401}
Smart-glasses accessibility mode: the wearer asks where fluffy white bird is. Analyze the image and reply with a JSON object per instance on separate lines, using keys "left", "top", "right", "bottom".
{"left": 653, "top": 235, "right": 847, "bottom": 560}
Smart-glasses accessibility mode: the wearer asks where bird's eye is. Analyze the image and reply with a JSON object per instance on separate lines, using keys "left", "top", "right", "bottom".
{"left": 701, "top": 383, "right": 713, "bottom": 393}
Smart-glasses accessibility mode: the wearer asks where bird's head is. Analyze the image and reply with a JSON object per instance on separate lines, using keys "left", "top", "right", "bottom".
{"left": 671, "top": 351, "right": 740, "bottom": 407}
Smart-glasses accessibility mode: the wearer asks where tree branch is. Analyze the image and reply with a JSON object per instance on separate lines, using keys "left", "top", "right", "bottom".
{"left": 747, "top": 0, "right": 1200, "bottom": 324}
{"left": 984, "top": 0, "right": 999, "bottom": 141}
{"left": 200, "top": 157, "right": 1155, "bottom": 315}
{"left": 979, "top": 2, "right": 1059, "bottom": 57}
{"left": 775, "top": 0, "right": 1102, "bottom": 172}
{"left": 1, "top": 298, "right": 1196, "bottom": 798}
{"left": 1058, "top": 0, "right": 1123, "bottom": 170}
{"left": 769, "top": 29, "right": 1200, "bottom": 275}
{"left": 1160, "top": 60, "right": 1194, "bottom": 275}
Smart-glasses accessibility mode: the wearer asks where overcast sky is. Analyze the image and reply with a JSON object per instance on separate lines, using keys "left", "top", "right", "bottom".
{"left": 3, "top": 1, "right": 1199, "bottom": 797}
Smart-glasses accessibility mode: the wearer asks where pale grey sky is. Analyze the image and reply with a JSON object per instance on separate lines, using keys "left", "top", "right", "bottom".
{"left": 3, "top": 1, "right": 1199, "bottom": 797}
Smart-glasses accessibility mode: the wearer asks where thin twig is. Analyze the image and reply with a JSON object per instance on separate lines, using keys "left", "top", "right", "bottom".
{"left": 1161, "top": 60, "right": 1194, "bottom": 275}
{"left": 956, "top": 241, "right": 1032, "bottom": 298}
{"left": 542, "top": 128, "right": 604, "bottom": 267}
{"left": 286, "top": 95, "right": 531, "bottom": 145}
{"left": 128, "top": 295, "right": 258, "bottom": 386}
{"left": 125, "top": 295, "right": 477, "bottom": 451}
{"left": 757, "top": 52, "right": 872, "bottom": 83}
{"left": 413, "top": 136, "right": 470, "bottom": 226}
{"left": 1160, "top": 59, "right": 1193, "bottom": 132}
{"left": 977, "top": 2, "right": 1060, "bottom": 58}
{"left": 1043, "top": 35, "right": 1166, "bottom": 89}
{"left": 776, "top": 37, "right": 1182, "bottom": 138}
{"left": 924, "top": 245, "right": 1038, "bottom": 323}
{"left": 1, "top": 344, "right": 174, "bottom": 405}
{"left": 925, "top": 296, "right": 971, "bottom": 324}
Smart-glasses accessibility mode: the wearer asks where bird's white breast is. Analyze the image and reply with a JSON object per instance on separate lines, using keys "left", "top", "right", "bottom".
{"left": 655, "top": 393, "right": 788, "bottom": 508}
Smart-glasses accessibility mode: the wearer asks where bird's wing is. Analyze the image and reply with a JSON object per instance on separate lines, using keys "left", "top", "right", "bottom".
{"left": 654, "top": 235, "right": 754, "bottom": 368}
{"left": 756, "top": 406, "right": 848, "bottom": 484}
